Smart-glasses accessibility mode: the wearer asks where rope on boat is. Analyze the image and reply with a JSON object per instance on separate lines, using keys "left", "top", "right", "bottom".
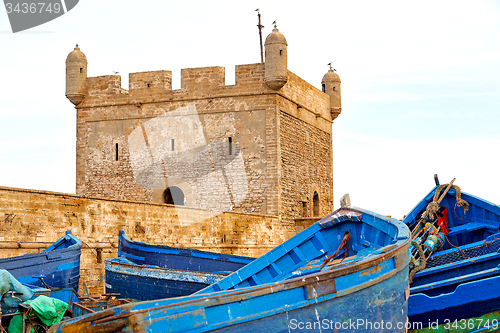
{"left": 320, "top": 231, "right": 350, "bottom": 271}
{"left": 443, "top": 233, "right": 469, "bottom": 260}
{"left": 409, "top": 240, "right": 426, "bottom": 283}
{"left": 426, "top": 184, "right": 469, "bottom": 219}
{"left": 484, "top": 237, "right": 500, "bottom": 247}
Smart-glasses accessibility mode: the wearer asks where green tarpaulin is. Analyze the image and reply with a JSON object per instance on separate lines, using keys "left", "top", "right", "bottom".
{"left": 8, "top": 295, "right": 68, "bottom": 333}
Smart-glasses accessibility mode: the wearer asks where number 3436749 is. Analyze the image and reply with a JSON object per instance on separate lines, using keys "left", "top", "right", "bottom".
{"left": 443, "top": 318, "right": 499, "bottom": 330}
{"left": 5, "top": 2, "right": 61, "bottom": 14}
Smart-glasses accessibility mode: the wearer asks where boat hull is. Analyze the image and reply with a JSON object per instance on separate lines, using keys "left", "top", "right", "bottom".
{"left": 0, "top": 231, "right": 82, "bottom": 291}
{"left": 105, "top": 258, "right": 226, "bottom": 301}
{"left": 212, "top": 268, "right": 409, "bottom": 333}
{"left": 409, "top": 274, "right": 500, "bottom": 327}
{"left": 105, "top": 231, "right": 253, "bottom": 300}
{"left": 117, "top": 230, "right": 254, "bottom": 272}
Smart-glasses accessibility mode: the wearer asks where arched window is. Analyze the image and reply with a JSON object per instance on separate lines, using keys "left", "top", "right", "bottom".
{"left": 163, "top": 186, "right": 185, "bottom": 206}
{"left": 313, "top": 191, "right": 320, "bottom": 216}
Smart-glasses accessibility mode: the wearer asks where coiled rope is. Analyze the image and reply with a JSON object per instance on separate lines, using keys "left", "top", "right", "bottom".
{"left": 409, "top": 240, "right": 426, "bottom": 283}
{"left": 425, "top": 184, "right": 469, "bottom": 220}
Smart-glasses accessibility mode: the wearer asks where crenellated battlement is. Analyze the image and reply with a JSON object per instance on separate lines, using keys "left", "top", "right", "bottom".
{"left": 66, "top": 30, "right": 340, "bottom": 121}
{"left": 85, "top": 64, "right": 266, "bottom": 97}
{"left": 80, "top": 63, "right": 331, "bottom": 123}
{"left": 129, "top": 70, "right": 172, "bottom": 92}
{"left": 181, "top": 66, "right": 225, "bottom": 91}
{"left": 87, "top": 75, "right": 122, "bottom": 96}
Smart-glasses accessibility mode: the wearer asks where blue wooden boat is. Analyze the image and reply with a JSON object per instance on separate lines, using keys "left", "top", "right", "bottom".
{"left": 105, "top": 257, "right": 229, "bottom": 301}
{"left": 405, "top": 185, "right": 500, "bottom": 328}
{"left": 116, "top": 230, "right": 254, "bottom": 272}
{"left": 0, "top": 231, "right": 81, "bottom": 292}
{"left": 104, "top": 231, "right": 254, "bottom": 300}
{"left": 51, "top": 207, "right": 411, "bottom": 333}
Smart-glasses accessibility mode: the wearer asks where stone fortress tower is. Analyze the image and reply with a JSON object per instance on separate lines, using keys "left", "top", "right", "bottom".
{"left": 65, "top": 26, "right": 341, "bottom": 221}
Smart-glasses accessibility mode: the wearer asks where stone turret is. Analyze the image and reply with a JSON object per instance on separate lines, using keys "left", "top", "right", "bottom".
{"left": 321, "top": 66, "right": 341, "bottom": 120}
{"left": 264, "top": 25, "right": 287, "bottom": 90}
{"left": 66, "top": 44, "right": 87, "bottom": 105}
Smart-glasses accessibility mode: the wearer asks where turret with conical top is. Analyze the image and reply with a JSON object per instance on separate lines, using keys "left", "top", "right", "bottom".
{"left": 321, "top": 65, "right": 341, "bottom": 120}
{"left": 264, "top": 24, "right": 287, "bottom": 90}
{"left": 66, "top": 44, "right": 87, "bottom": 105}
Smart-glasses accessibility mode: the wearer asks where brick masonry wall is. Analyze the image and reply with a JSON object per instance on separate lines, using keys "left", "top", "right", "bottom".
{"left": 0, "top": 186, "right": 292, "bottom": 296}
{"left": 278, "top": 110, "right": 333, "bottom": 220}
{"left": 294, "top": 218, "right": 321, "bottom": 233}
{"left": 79, "top": 99, "right": 273, "bottom": 215}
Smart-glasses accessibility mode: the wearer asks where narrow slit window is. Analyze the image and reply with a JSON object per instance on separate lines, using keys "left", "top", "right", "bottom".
{"left": 228, "top": 137, "right": 232, "bottom": 155}
{"left": 80, "top": 68, "right": 83, "bottom": 73}
{"left": 333, "top": 86, "right": 336, "bottom": 92}
{"left": 115, "top": 143, "right": 119, "bottom": 161}
{"left": 322, "top": 84, "right": 325, "bottom": 93}
{"left": 171, "top": 139, "right": 175, "bottom": 151}
{"left": 280, "top": 50, "right": 283, "bottom": 55}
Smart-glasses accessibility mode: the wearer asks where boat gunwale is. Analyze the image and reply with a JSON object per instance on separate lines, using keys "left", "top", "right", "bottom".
{"left": 105, "top": 257, "right": 228, "bottom": 277}
{"left": 43, "top": 231, "right": 82, "bottom": 251}
{"left": 91, "top": 235, "right": 411, "bottom": 326}
{"left": 118, "top": 230, "right": 254, "bottom": 263}
{"left": 199, "top": 206, "right": 409, "bottom": 293}
{"left": 414, "top": 250, "right": 500, "bottom": 279}
{"left": 411, "top": 266, "right": 500, "bottom": 294}
{"left": 0, "top": 232, "right": 82, "bottom": 264}
{"left": 403, "top": 186, "right": 500, "bottom": 227}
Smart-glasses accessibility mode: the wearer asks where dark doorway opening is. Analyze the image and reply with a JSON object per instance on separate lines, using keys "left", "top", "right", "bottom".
{"left": 164, "top": 186, "right": 185, "bottom": 206}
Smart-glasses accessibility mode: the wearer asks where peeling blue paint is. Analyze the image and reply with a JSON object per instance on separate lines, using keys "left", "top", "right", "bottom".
{"left": 57, "top": 261, "right": 78, "bottom": 271}
{"left": 53, "top": 207, "right": 411, "bottom": 333}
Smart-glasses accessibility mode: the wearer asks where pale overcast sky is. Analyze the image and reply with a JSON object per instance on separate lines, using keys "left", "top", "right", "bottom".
{"left": 1, "top": 1, "right": 500, "bottom": 219}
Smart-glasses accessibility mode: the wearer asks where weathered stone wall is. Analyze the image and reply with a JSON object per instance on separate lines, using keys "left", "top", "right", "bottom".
{"left": 279, "top": 110, "right": 333, "bottom": 220}
{"left": 294, "top": 218, "right": 321, "bottom": 233}
{"left": 76, "top": 64, "right": 281, "bottom": 217}
{"left": 0, "top": 186, "right": 291, "bottom": 296}
{"left": 82, "top": 107, "right": 271, "bottom": 215}
{"left": 275, "top": 71, "right": 334, "bottom": 220}
{"left": 75, "top": 62, "right": 334, "bottom": 220}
